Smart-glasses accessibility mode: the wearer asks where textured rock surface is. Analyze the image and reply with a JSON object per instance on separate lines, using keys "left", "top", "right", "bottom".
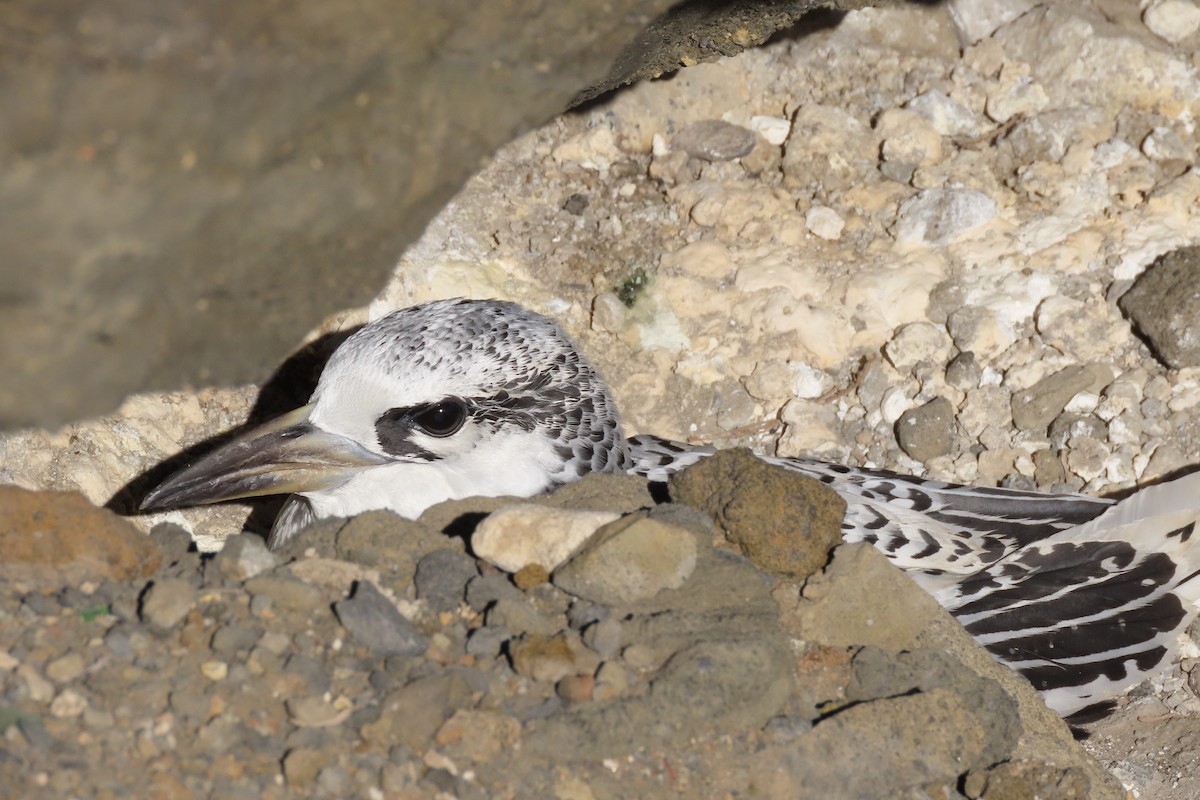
{"left": 669, "top": 448, "right": 845, "bottom": 579}
{"left": 10, "top": 0, "right": 1200, "bottom": 794}
{"left": 1120, "top": 246, "right": 1200, "bottom": 368}
{"left": 0, "top": 0, "right": 857, "bottom": 428}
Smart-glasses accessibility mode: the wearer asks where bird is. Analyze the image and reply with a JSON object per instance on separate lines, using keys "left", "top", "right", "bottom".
{"left": 142, "top": 297, "right": 1200, "bottom": 721}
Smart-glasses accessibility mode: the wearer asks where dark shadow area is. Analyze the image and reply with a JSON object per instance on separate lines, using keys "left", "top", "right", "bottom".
{"left": 105, "top": 326, "right": 361, "bottom": 538}
{"left": 444, "top": 511, "right": 494, "bottom": 549}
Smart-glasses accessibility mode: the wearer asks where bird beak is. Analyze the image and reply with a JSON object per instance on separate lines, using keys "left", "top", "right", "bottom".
{"left": 140, "top": 403, "right": 390, "bottom": 511}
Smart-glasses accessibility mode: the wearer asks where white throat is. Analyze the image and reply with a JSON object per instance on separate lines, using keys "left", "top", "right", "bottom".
{"left": 301, "top": 428, "right": 565, "bottom": 520}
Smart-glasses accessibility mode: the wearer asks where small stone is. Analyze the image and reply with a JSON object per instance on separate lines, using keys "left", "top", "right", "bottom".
{"left": 1011, "top": 366, "right": 1103, "bottom": 432}
{"left": 907, "top": 89, "right": 985, "bottom": 136}
{"left": 45, "top": 652, "right": 86, "bottom": 683}
{"left": 510, "top": 635, "right": 590, "bottom": 683}
{"left": 877, "top": 108, "right": 943, "bottom": 168}
{"left": 553, "top": 515, "right": 697, "bottom": 605}
{"left": 487, "top": 596, "right": 557, "bottom": 637}
{"left": 287, "top": 695, "right": 353, "bottom": 728}
{"left": 283, "top": 746, "right": 334, "bottom": 786}
{"left": 1119, "top": 246, "right": 1200, "bottom": 368}
{"left": 669, "top": 449, "right": 844, "bottom": 580}
{"left": 750, "top": 115, "right": 791, "bottom": 146}
{"left": 556, "top": 674, "right": 594, "bottom": 704}
{"left": 1144, "top": 0, "right": 1200, "bottom": 43}
{"left": 513, "top": 563, "right": 549, "bottom": 590}
{"left": 592, "top": 661, "right": 630, "bottom": 701}
{"left": 209, "top": 533, "right": 280, "bottom": 582}
{"left": 465, "top": 572, "right": 522, "bottom": 613}
{"left": 243, "top": 574, "right": 324, "bottom": 614}
{"left": 946, "top": 352, "right": 981, "bottom": 390}
{"left": 316, "top": 766, "right": 354, "bottom": 796}
{"left": 414, "top": 549, "right": 478, "bottom": 612}
{"left": 1033, "top": 449, "right": 1066, "bottom": 486}
{"left": 210, "top": 624, "right": 261, "bottom": 656}
{"left": 1142, "top": 126, "right": 1192, "bottom": 162}
{"left": 201, "top": 660, "right": 228, "bottom": 681}
{"left": 140, "top": 577, "right": 197, "bottom": 630}
{"left": 946, "top": 0, "right": 1035, "bottom": 45}
{"left": 334, "top": 580, "right": 426, "bottom": 657}
{"left": 946, "top": 305, "right": 1013, "bottom": 360}
{"left": 885, "top": 322, "right": 953, "bottom": 371}
{"left": 49, "top": 688, "right": 87, "bottom": 718}
{"left": 472, "top": 505, "right": 619, "bottom": 574}
{"left": 896, "top": 397, "right": 956, "bottom": 462}
{"left": 985, "top": 62, "right": 1048, "bottom": 123}
{"left": 893, "top": 188, "right": 997, "bottom": 246}
{"left": 805, "top": 206, "right": 845, "bottom": 240}
{"left": 465, "top": 625, "right": 508, "bottom": 658}
{"left": 672, "top": 120, "right": 756, "bottom": 161}
{"left": 18, "top": 664, "right": 55, "bottom": 703}
{"left": 582, "top": 617, "right": 623, "bottom": 660}
{"left": 434, "top": 705, "right": 523, "bottom": 762}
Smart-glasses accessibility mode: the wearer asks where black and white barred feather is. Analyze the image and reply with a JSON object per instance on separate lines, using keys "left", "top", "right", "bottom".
{"left": 630, "top": 433, "right": 1200, "bottom": 719}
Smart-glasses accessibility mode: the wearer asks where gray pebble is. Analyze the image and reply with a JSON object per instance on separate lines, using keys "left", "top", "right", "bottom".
{"left": 582, "top": 617, "right": 623, "bottom": 660}
{"left": 465, "top": 625, "right": 509, "bottom": 659}
{"left": 1011, "top": 366, "right": 1103, "bottom": 432}
{"left": 1119, "top": 245, "right": 1200, "bottom": 368}
{"left": 486, "top": 596, "right": 557, "bottom": 637}
{"left": 139, "top": 578, "right": 197, "bottom": 630}
{"left": 244, "top": 575, "right": 324, "bottom": 614}
{"left": 672, "top": 120, "right": 756, "bottom": 161}
{"left": 945, "top": 351, "right": 981, "bottom": 390}
{"left": 334, "top": 581, "right": 426, "bottom": 657}
{"left": 895, "top": 397, "right": 955, "bottom": 462}
{"left": 208, "top": 534, "right": 279, "bottom": 583}
{"left": 211, "top": 624, "right": 260, "bottom": 656}
{"left": 465, "top": 573, "right": 521, "bottom": 613}
{"left": 414, "top": 549, "right": 479, "bottom": 612}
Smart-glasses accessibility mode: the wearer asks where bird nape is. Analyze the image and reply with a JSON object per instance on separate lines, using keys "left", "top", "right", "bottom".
{"left": 141, "top": 296, "right": 1200, "bottom": 722}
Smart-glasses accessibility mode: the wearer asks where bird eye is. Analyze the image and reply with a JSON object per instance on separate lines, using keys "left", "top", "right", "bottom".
{"left": 412, "top": 399, "right": 467, "bottom": 437}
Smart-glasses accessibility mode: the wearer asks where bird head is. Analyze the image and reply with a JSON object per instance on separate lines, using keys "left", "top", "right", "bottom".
{"left": 141, "top": 298, "right": 631, "bottom": 546}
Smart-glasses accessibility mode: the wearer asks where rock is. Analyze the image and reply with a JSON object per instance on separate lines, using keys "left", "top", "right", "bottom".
{"left": 414, "top": 549, "right": 479, "bottom": 612}
{"left": 208, "top": 533, "right": 279, "bottom": 582}
{"left": 513, "top": 563, "right": 550, "bottom": 589}
{"left": 946, "top": 351, "right": 982, "bottom": 390}
{"left": 582, "top": 617, "right": 623, "bottom": 660}
{"left": 672, "top": 120, "right": 756, "bottom": 161}
{"left": 893, "top": 188, "right": 997, "bottom": 246}
{"left": 669, "top": 449, "right": 845, "bottom": 580}
{"left": 805, "top": 206, "right": 845, "bottom": 240}
{"left": 244, "top": 574, "right": 324, "bottom": 614}
{"left": 750, "top": 115, "right": 790, "bottom": 146}
{"left": 435, "top": 709, "right": 522, "bottom": 763}
{"left": 472, "top": 505, "right": 619, "bottom": 574}
{"left": 333, "top": 581, "right": 426, "bottom": 657}
{"left": 1144, "top": 0, "right": 1200, "bottom": 43}
{"left": 0, "top": 486, "right": 161, "bottom": 588}
{"left": 790, "top": 543, "right": 942, "bottom": 650}
{"left": 464, "top": 573, "right": 522, "bottom": 613}
{"left": 510, "top": 635, "right": 596, "bottom": 684}
{"left": 985, "top": 62, "right": 1049, "bottom": 123}
{"left": 540, "top": 472, "right": 655, "bottom": 514}
{"left": 553, "top": 515, "right": 698, "bottom": 605}
{"left": 896, "top": 397, "right": 956, "bottom": 462}
{"left": 487, "top": 596, "right": 558, "bottom": 638}
{"left": 45, "top": 652, "right": 87, "bottom": 683}
{"left": 49, "top": 689, "right": 88, "bottom": 718}
{"left": 1011, "top": 366, "right": 1107, "bottom": 432}
{"left": 1036, "top": 295, "right": 1128, "bottom": 361}
{"left": 946, "top": 305, "right": 1014, "bottom": 359}
{"left": 947, "top": 0, "right": 1036, "bottom": 46}
{"left": 965, "top": 759, "right": 1091, "bottom": 800}
{"left": 1119, "top": 246, "right": 1200, "bottom": 368}
{"left": 335, "top": 510, "right": 450, "bottom": 587}
{"left": 140, "top": 577, "right": 197, "bottom": 630}
{"left": 790, "top": 689, "right": 987, "bottom": 795}
{"left": 877, "top": 108, "right": 943, "bottom": 170}
{"left": 884, "top": 322, "right": 953, "bottom": 371}
{"left": 907, "top": 89, "right": 986, "bottom": 137}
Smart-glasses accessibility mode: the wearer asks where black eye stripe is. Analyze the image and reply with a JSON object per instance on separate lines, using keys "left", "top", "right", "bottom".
{"left": 375, "top": 398, "right": 469, "bottom": 457}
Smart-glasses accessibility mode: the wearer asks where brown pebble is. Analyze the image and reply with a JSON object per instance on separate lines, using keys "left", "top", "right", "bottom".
{"left": 513, "top": 563, "right": 549, "bottom": 589}
{"left": 556, "top": 674, "right": 595, "bottom": 704}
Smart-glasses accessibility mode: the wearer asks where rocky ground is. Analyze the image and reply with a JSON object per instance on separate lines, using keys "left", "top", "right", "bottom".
{"left": 8, "top": 0, "right": 1200, "bottom": 796}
